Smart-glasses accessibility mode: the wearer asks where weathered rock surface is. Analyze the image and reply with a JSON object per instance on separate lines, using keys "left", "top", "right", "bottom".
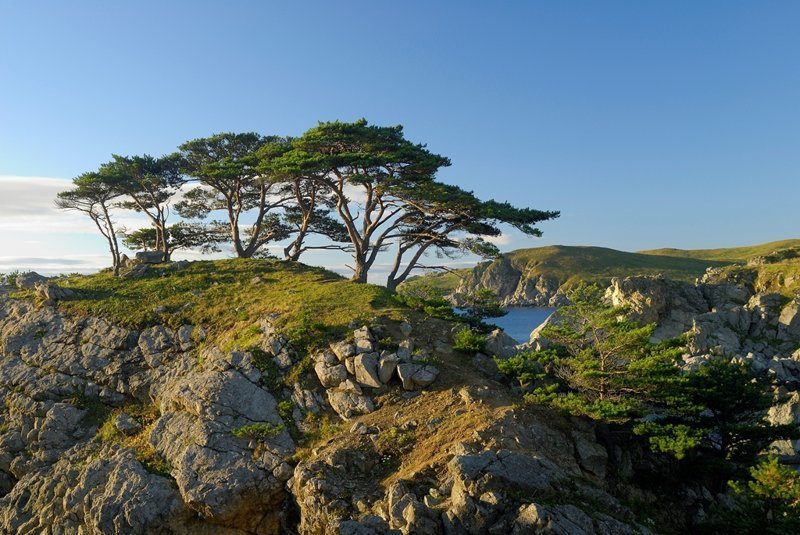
{"left": 604, "top": 274, "right": 800, "bottom": 461}
{"left": 454, "top": 256, "right": 566, "bottom": 307}
{"left": 0, "top": 298, "right": 295, "bottom": 533}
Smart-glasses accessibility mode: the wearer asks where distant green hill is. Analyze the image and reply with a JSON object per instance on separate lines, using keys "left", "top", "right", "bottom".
{"left": 501, "top": 245, "right": 731, "bottom": 286}
{"left": 638, "top": 239, "right": 800, "bottom": 262}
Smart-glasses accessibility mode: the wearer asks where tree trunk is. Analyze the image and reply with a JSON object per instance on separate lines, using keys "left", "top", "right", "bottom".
{"left": 352, "top": 260, "right": 368, "bottom": 283}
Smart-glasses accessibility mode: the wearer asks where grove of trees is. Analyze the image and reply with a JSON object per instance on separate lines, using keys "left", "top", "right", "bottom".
{"left": 57, "top": 119, "right": 558, "bottom": 288}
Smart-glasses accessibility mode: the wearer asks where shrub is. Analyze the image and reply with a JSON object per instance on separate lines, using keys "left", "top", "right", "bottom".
{"left": 634, "top": 359, "right": 800, "bottom": 463}
{"left": 703, "top": 456, "right": 800, "bottom": 534}
{"left": 395, "top": 291, "right": 457, "bottom": 321}
{"left": 452, "top": 327, "right": 486, "bottom": 353}
{"left": 494, "top": 349, "right": 558, "bottom": 387}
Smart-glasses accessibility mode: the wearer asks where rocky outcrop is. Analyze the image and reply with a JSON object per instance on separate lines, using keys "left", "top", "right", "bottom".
{"left": 289, "top": 398, "right": 652, "bottom": 535}
{"left": 602, "top": 274, "right": 800, "bottom": 462}
{"left": 4, "top": 269, "right": 781, "bottom": 533}
{"left": 312, "top": 325, "right": 441, "bottom": 420}
{"left": 0, "top": 298, "right": 295, "bottom": 533}
{"left": 454, "top": 257, "right": 566, "bottom": 307}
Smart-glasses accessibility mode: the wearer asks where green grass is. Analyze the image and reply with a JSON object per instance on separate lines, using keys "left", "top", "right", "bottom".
{"left": 639, "top": 239, "right": 800, "bottom": 262}
{"left": 399, "top": 269, "right": 469, "bottom": 295}
{"left": 46, "top": 259, "right": 406, "bottom": 348}
{"left": 97, "top": 404, "right": 172, "bottom": 477}
{"left": 231, "top": 422, "right": 285, "bottom": 442}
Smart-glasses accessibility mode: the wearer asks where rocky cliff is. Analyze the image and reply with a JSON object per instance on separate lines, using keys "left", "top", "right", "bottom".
{"left": 0, "top": 264, "right": 708, "bottom": 534}
{"left": 572, "top": 272, "right": 800, "bottom": 462}
{"left": 2, "top": 259, "right": 798, "bottom": 534}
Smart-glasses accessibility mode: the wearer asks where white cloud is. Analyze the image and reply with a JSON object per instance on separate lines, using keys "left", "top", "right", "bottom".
{"left": 0, "top": 254, "right": 109, "bottom": 275}
{"left": 484, "top": 233, "right": 513, "bottom": 246}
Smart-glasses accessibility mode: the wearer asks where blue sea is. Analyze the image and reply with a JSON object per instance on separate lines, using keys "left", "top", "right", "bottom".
{"left": 491, "top": 307, "right": 555, "bottom": 343}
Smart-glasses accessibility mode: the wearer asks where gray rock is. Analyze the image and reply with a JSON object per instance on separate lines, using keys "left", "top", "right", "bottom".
{"left": 314, "top": 361, "right": 349, "bottom": 388}
{"left": 572, "top": 428, "right": 607, "bottom": 479}
{"left": 779, "top": 300, "right": 800, "bottom": 341}
{"left": 330, "top": 340, "right": 356, "bottom": 361}
{"left": 355, "top": 338, "right": 374, "bottom": 354}
{"left": 412, "top": 365, "right": 439, "bottom": 388}
{"left": 327, "top": 389, "right": 375, "bottom": 419}
{"left": 14, "top": 271, "right": 48, "bottom": 289}
{"left": 135, "top": 251, "right": 165, "bottom": 264}
{"left": 138, "top": 325, "right": 176, "bottom": 368}
{"left": 353, "top": 353, "right": 382, "bottom": 388}
{"left": 513, "top": 503, "right": 594, "bottom": 534}
{"left": 353, "top": 326, "right": 374, "bottom": 342}
{"left": 378, "top": 353, "right": 399, "bottom": 383}
{"left": 114, "top": 412, "right": 142, "bottom": 436}
{"left": 397, "top": 363, "right": 421, "bottom": 391}
{"left": 34, "top": 282, "right": 74, "bottom": 303}
{"left": 484, "top": 329, "right": 519, "bottom": 359}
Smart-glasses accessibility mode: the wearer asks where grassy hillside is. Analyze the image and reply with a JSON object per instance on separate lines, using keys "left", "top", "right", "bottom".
{"left": 639, "top": 239, "right": 800, "bottom": 262}
{"left": 502, "top": 245, "right": 731, "bottom": 286}
{"left": 398, "top": 269, "right": 470, "bottom": 296}
{"left": 37, "top": 259, "right": 406, "bottom": 348}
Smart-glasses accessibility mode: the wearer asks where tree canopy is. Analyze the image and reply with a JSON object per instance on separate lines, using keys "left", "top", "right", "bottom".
{"left": 101, "top": 153, "right": 185, "bottom": 261}
{"left": 55, "top": 172, "right": 123, "bottom": 275}
{"left": 57, "top": 119, "right": 558, "bottom": 282}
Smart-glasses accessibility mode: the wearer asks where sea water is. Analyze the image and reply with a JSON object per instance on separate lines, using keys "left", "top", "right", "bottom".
{"left": 490, "top": 307, "right": 555, "bottom": 343}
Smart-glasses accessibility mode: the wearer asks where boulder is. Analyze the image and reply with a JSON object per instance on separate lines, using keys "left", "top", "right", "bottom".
{"left": 412, "top": 365, "right": 439, "bottom": 388}
{"left": 512, "top": 503, "right": 594, "bottom": 535}
{"left": 484, "top": 329, "right": 519, "bottom": 359}
{"left": 327, "top": 389, "right": 375, "bottom": 419}
{"left": 779, "top": 300, "right": 800, "bottom": 341}
{"left": 330, "top": 340, "right": 356, "bottom": 361}
{"left": 353, "top": 326, "right": 374, "bottom": 341}
{"left": 135, "top": 251, "right": 165, "bottom": 264}
{"left": 378, "top": 354, "right": 399, "bottom": 383}
{"left": 397, "top": 363, "right": 421, "bottom": 391}
{"left": 353, "top": 353, "right": 382, "bottom": 388}
{"left": 355, "top": 338, "right": 374, "bottom": 354}
{"left": 14, "top": 272, "right": 48, "bottom": 289}
{"left": 314, "top": 361, "right": 348, "bottom": 388}
{"left": 34, "top": 282, "right": 73, "bottom": 303}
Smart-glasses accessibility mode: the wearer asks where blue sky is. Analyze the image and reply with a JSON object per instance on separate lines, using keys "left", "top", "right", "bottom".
{"left": 1, "top": 1, "right": 798, "bottom": 276}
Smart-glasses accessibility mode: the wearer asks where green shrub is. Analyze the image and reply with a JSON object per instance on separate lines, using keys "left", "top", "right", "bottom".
{"left": 2, "top": 270, "right": 20, "bottom": 287}
{"left": 248, "top": 347, "right": 282, "bottom": 391}
{"left": 395, "top": 285, "right": 457, "bottom": 321}
{"left": 494, "top": 349, "right": 558, "bottom": 386}
{"left": 452, "top": 327, "right": 486, "bottom": 353}
{"left": 703, "top": 457, "right": 800, "bottom": 534}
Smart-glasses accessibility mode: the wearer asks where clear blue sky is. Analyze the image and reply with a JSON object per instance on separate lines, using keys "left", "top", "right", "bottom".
{"left": 1, "top": 1, "right": 798, "bottom": 274}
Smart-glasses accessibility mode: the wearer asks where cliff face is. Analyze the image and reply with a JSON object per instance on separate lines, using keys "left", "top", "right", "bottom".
{"left": 599, "top": 274, "right": 800, "bottom": 461}
{"left": 0, "top": 281, "right": 670, "bottom": 534}
{"left": 452, "top": 245, "right": 725, "bottom": 307}
{"left": 3, "top": 260, "right": 799, "bottom": 534}
{"left": 454, "top": 256, "right": 566, "bottom": 307}
{"left": 0, "top": 297, "right": 296, "bottom": 534}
